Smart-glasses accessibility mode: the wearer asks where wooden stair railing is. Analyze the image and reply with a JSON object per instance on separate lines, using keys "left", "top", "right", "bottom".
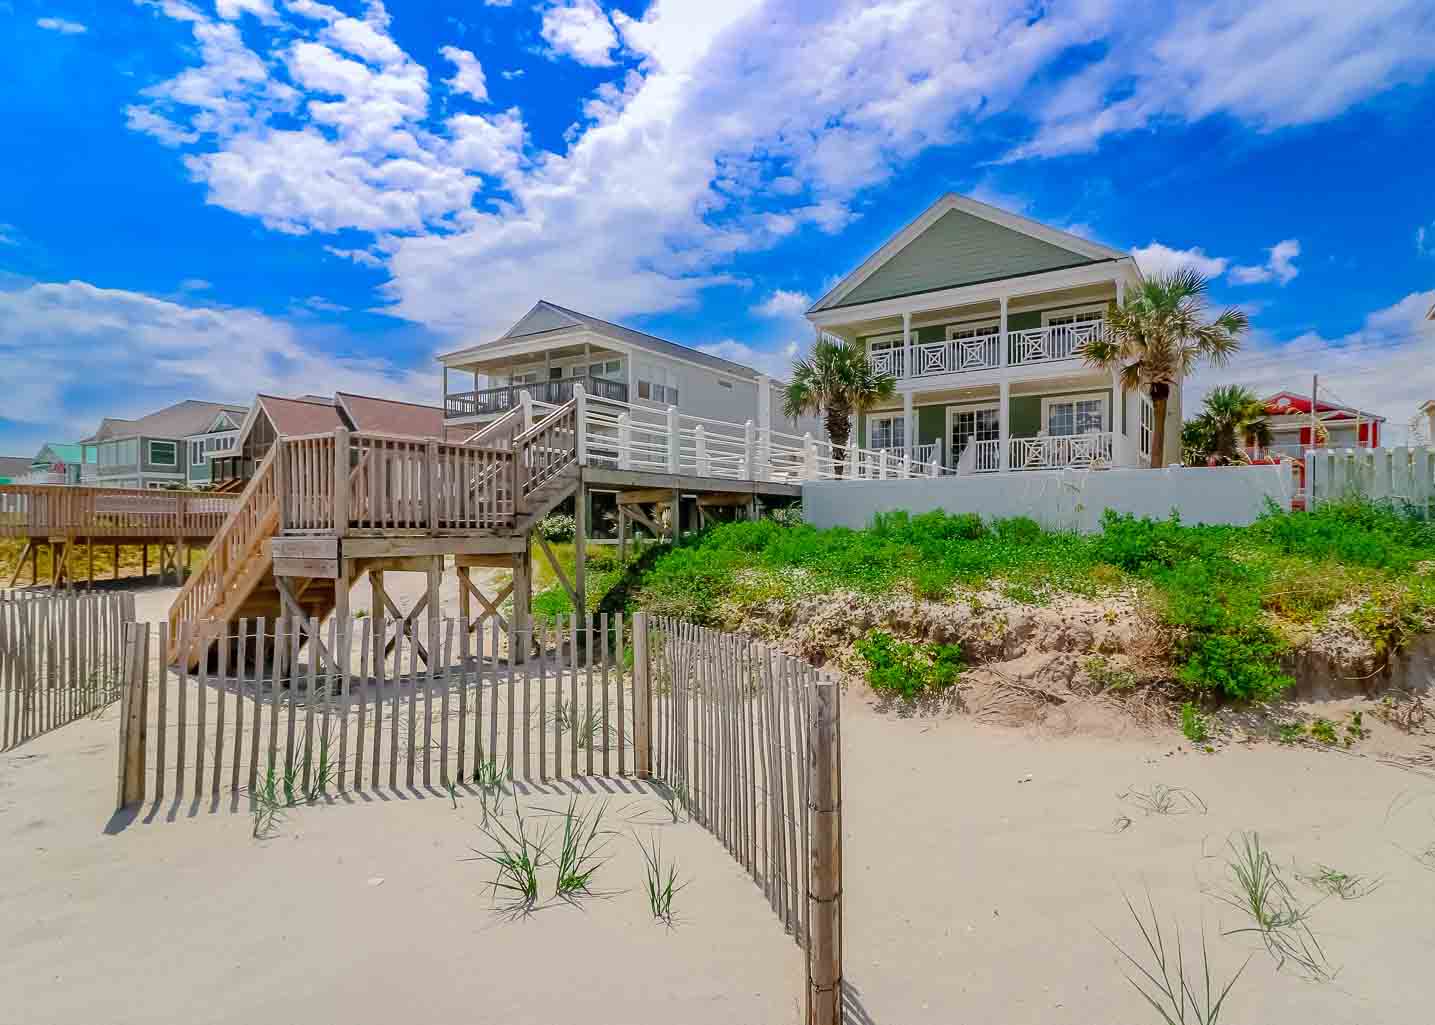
{"left": 512, "top": 398, "right": 579, "bottom": 515}
{"left": 167, "top": 443, "right": 281, "bottom": 662}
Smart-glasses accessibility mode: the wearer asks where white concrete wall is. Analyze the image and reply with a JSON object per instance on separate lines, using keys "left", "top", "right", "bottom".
{"left": 802, "top": 463, "right": 1297, "bottom": 533}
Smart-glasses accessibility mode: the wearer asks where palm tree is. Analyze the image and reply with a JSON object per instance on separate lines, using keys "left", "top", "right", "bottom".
{"left": 783, "top": 336, "right": 896, "bottom": 475}
{"left": 1200, "top": 385, "right": 1271, "bottom": 461}
{"left": 1078, "top": 268, "right": 1248, "bottom": 469}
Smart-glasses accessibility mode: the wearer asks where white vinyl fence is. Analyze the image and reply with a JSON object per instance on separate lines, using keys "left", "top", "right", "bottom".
{"left": 1304, "top": 446, "right": 1435, "bottom": 512}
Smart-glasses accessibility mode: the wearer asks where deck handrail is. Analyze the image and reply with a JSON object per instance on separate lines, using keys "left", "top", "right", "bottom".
{"left": 167, "top": 442, "right": 281, "bottom": 646}
{"left": 0, "top": 482, "right": 239, "bottom": 539}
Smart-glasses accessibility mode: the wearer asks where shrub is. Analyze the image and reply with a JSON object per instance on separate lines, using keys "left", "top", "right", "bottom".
{"left": 853, "top": 630, "right": 962, "bottom": 700}
{"left": 1180, "top": 702, "right": 1210, "bottom": 743}
{"left": 538, "top": 513, "right": 576, "bottom": 542}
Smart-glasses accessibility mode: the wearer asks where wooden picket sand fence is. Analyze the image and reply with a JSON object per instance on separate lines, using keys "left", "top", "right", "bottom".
{"left": 114, "top": 610, "right": 843, "bottom": 1023}
{"left": 0, "top": 591, "right": 135, "bottom": 749}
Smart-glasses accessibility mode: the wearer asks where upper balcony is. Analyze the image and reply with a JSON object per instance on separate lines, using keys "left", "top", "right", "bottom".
{"left": 866, "top": 318, "right": 1106, "bottom": 381}
{"left": 445, "top": 374, "right": 628, "bottom": 420}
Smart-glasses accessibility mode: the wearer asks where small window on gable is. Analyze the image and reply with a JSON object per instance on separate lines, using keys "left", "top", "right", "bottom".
{"left": 719, "top": 379, "right": 733, "bottom": 390}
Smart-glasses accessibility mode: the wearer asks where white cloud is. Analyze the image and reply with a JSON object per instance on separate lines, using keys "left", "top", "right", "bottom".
{"left": 1417, "top": 223, "right": 1434, "bottom": 257}
{"left": 1132, "top": 241, "right": 1228, "bottom": 279}
{"left": 122, "top": 0, "right": 1435, "bottom": 350}
{"left": 1008, "top": 1, "right": 1435, "bottom": 160}
{"left": 0, "top": 279, "right": 432, "bottom": 442}
{"left": 698, "top": 338, "right": 798, "bottom": 381}
{"left": 751, "top": 289, "right": 811, "bottom": 319}
{"left": 1229, "top": 239, "right": 1300, "bottom": 285}
{"left": 540, "top": 0, "right": 619, "bottom": 67}
{"left": 215, "top": 0, "right": 275, "bottom": 20}
{"left": 440, "top": 45, "right": 488, "bottom": 102}
{"left": 1187, "top": 289, "right": 1435, "bottom": 432}
{"left": 0, "top": 224, "right": 18, "bottom": 247}
{"left": 178, "top": 277, "right": 212, "bottom": 291}
{"left": 324, "top": 245, "right": 385, "bottom": 268}
{"left": 36, "top": 16, "right": 86, "bottom": 34}
{"left": 500, "top": 69, "right": 524, "bottom": 80}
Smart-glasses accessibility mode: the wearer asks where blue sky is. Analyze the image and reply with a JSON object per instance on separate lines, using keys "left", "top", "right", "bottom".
{"left": 2, "top": 0, "right": 1434, "bottom": 456}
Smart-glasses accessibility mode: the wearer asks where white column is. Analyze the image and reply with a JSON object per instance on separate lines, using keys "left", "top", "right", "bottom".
{"left": 998, "top": 379, "right": 1011, "bottom": 473}
{"left": 1109, "top": 366, "right": 1128, "bottom": 467}
{"left": 901, "top": 311, "right": 912, "bottom": 381}
{"left": 1115, "top": 277, "right": 1125, "bottom": 306}
{"left": 998, "top": 295, "right": 1009, "bottom": 368}
{"left": 666, "top": 405, "right": 680, "bottom": 472}
{"left": 902, "top": 390, "right": 915, "bottom": 460}
{"left": 574, "top": 383, "right": 588, "bottom": 465}
{"left": 757, "top": 373, "right": 773, "bottom": 434}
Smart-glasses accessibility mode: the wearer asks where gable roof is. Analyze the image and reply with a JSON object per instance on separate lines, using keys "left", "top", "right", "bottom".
{"left": 1260, "top": 392, "right": 1386, "bottom": 424}
{"left": 80, "top": 417, "right": 136, "bottom": 445}
{"left": 809, "top": 193, "right": 1129, "bottom": 314}
{"left": 336, "top": 392, "right": 445, "bottom": 438}
{"left": 250, "top": 395, "right": 348, "bottom": 438}
{"left": 446, "top": 300, "right": 763, "bottom": 380}
{"left": 90, "top": 400, "right": 250, "bottom": 443}
{"left": 33, "top": 442, "right": 83, "bottom": 464}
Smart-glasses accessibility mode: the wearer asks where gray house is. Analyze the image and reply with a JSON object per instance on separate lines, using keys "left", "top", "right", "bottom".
{"left": 81, "top": 400, "right": 249, "bottom": 489}
{"left": 439, "top": 300, "right": 799, "bottom": 436}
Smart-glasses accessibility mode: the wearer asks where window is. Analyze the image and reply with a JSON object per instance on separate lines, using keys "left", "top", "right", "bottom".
{"left": 1139, "top": 395, "right": 1155, "bottom": 460}
{"left": 1043, "top": 306, "right": 1106, "bottom": 328}
{"left": 1042, "top": 394, "right": 1108, "bottom": 437}
{"left": 869, "top": 415, "right": 904, "bottom": 450}
{"left": 718, "top": 379, "right": 733, "bottom": 390}
{"left": 191, "top": 440, "right": 206, "bottom": 466}
{"left": 636, "top": 363, "right": 679, "bottom": 405}
{"left": 148, "top": 440, "right": 178, "bottom": 466}
{"left": 944, "top": 320, "right": 1000, "bottom": 341}
{"left": 588, "top": 359, "right": 622, "bottom": 379}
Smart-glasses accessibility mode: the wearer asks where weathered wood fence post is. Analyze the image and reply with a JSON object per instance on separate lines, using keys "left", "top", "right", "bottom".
{"left": 632, "top": 611, "right": 652, "bottom": 779}
{"left": 116, "top": 622, "right": 150, "bottom": 810}
{"left": 806, "top": 675, "right": 842, "bottom": 1025}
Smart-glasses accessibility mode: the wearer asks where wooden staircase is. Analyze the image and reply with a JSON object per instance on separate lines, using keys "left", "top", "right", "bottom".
{"left": 167, "top": 399, "right": 583, "bottom": 668}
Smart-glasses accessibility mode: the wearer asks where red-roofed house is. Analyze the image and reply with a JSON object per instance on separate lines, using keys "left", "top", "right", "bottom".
{"left": 1252, "top": 391, "right": 1385, "bottom": 457}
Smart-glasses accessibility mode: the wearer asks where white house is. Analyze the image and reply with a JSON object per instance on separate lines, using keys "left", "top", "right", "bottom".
{"left": 439, "top": 301, "right": 800, "bottom": 437}
{"left": 806, "top": 194, "right": 1177, "bottom": 471}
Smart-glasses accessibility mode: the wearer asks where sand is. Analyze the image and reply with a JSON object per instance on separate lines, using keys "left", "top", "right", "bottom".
{"left": 6, "top": 575, "right": 1435, "bottom": 1023}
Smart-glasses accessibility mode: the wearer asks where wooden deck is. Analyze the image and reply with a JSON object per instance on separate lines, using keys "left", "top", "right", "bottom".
{"left": 0, "top": 484, "right": 237, "bottom": 541}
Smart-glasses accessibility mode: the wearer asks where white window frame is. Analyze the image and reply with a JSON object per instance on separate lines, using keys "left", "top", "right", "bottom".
{"left": 190, "top": 440, "right": 206, "bottom": 466}
{"left": 943, "top": 318, "right": 1000, "bottom": 340}
{"left": 1139, "top": 394, "right": 1155, "bottom": 460}
{"left": 148, "top": 440, "right": 178, "bottom": 467}
{"left": 1041, "top": 392, "right": 1110, "bottom": 436}
{"left": 1041, "top": 304, "right": 1107, "bottom": 327}
{"left": 865, "top": 332, "right": 903, "bottom": 354}
{"left": 867, "top": 413, "right": 905, "bottom": 451}
{"left": 944, "top": 402, "right": 1001, "bottom": 467}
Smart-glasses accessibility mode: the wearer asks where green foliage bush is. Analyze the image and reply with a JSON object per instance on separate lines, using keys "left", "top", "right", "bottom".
{"left": 538, "top": 513, "right": 576, "bottom": 542}
{"left": 1179, "top": 701, "right": 1210, "bottom": 743}
{"left": 621, "top": 500, "right": 1433, "bottom": 706}
{"left": 853, "top": 630, "right": 963, "bottom": 700}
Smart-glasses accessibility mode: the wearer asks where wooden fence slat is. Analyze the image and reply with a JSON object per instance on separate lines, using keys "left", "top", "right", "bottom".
{"left": 457, "top": 614, "right": 468, "bottom": 784}
{"left": 505, "top": 618, "right": 516, "bottom": 779}
{"left": 248, "top": 618, "right": 264, "bottom": 795}
{"left": 440, "top": 619, "right": 453, "bottom": 786}
{"left": 405, "top": 624, "right": 418, "bottom": 788}
{"left": 389, "top": 622, "right": 400, "bottom": 790}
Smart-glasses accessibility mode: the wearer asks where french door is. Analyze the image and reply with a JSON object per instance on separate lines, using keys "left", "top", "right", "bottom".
{"left": 947, "top": 404, "right": 1001, "bottom": 471}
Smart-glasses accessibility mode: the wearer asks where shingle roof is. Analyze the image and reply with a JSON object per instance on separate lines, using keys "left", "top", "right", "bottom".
{"left": 91, "top": 400, "right": 250, "bottom": 442}
{"left": 255, "top": 395, "right": 347, "bottom": 436}
{"left": 336, "top": 392, "right": 445, "bottom": 438}
{"left": 444, "top": 300, "right": 764, "bottom": 380}
{"left": 79, "top": 417, "right": 136, "bottom": 444}
{"left": 35, "top": 443, "right": 84, "bottom": 464}
{"left": 0, "top": 456, "right": 31, "bottom": 479}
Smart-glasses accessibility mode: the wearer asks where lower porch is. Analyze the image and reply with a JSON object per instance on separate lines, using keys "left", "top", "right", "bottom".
{"left": 858, "top": 373, "right": 1155, "bottom": 473}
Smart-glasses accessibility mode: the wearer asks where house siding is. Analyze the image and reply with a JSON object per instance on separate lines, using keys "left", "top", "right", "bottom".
{"left": 836, "top": 209, "right": 1099, "bottom": 309}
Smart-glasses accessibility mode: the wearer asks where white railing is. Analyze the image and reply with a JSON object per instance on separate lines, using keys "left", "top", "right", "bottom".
{"left": 572, "top": 387, "right": 946, "bottom": 482}
{"left": 870, "top": 321, "right": 1106, "bottom": 380}
{"left": 1008, "top": 320, "right": 1106, "bottom": 366}
{"left": 1009, "top": 432, "right": 1114, "bottom": 470}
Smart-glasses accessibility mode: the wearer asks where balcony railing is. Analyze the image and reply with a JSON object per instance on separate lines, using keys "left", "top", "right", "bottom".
{"left": 446, "top": 375, "right": 628, "bottom": 419}
{"left": 869, "top": 320, "right": 1107, "bottom": 381}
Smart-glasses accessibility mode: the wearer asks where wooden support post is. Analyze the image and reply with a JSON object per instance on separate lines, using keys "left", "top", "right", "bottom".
{"left": 30, "top": 542, "right": 37, "bottom": 587}
{"left": 671, "top": 489, "right": 681, "bottom": 544}
{"left": 112, "top": 543, "right": 119, "bottom": 581}
{"left": 574, "top": 482, "right": 587, "bottom": 618}
{"left": 426, "top": 556, "right": 441, "bottom": 672}
{"left": 511, "top": 544, "right": 531, "bottom": 664}
{"left": 334, "top": 428, "right": 351, "bottom": 534}
{"left": 806, "top": 677, "right": 842, "bottom": 1025}
{"left": 632, "top": 611, "right": 651, "bottom": 779}
{"left": 140, "top": 543, "right": 147, "bottom": 582}
{"left": 6, "top": 540, "right": 32, "bottom": 588}
{"left": 88, "top": 540, "right": 96, "bottom": 588}
{"left": 334, "top": 558, "right": 351, "bottom": 625}
{"left": 617, "top": 506, "right": 628, "bottom": 562}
